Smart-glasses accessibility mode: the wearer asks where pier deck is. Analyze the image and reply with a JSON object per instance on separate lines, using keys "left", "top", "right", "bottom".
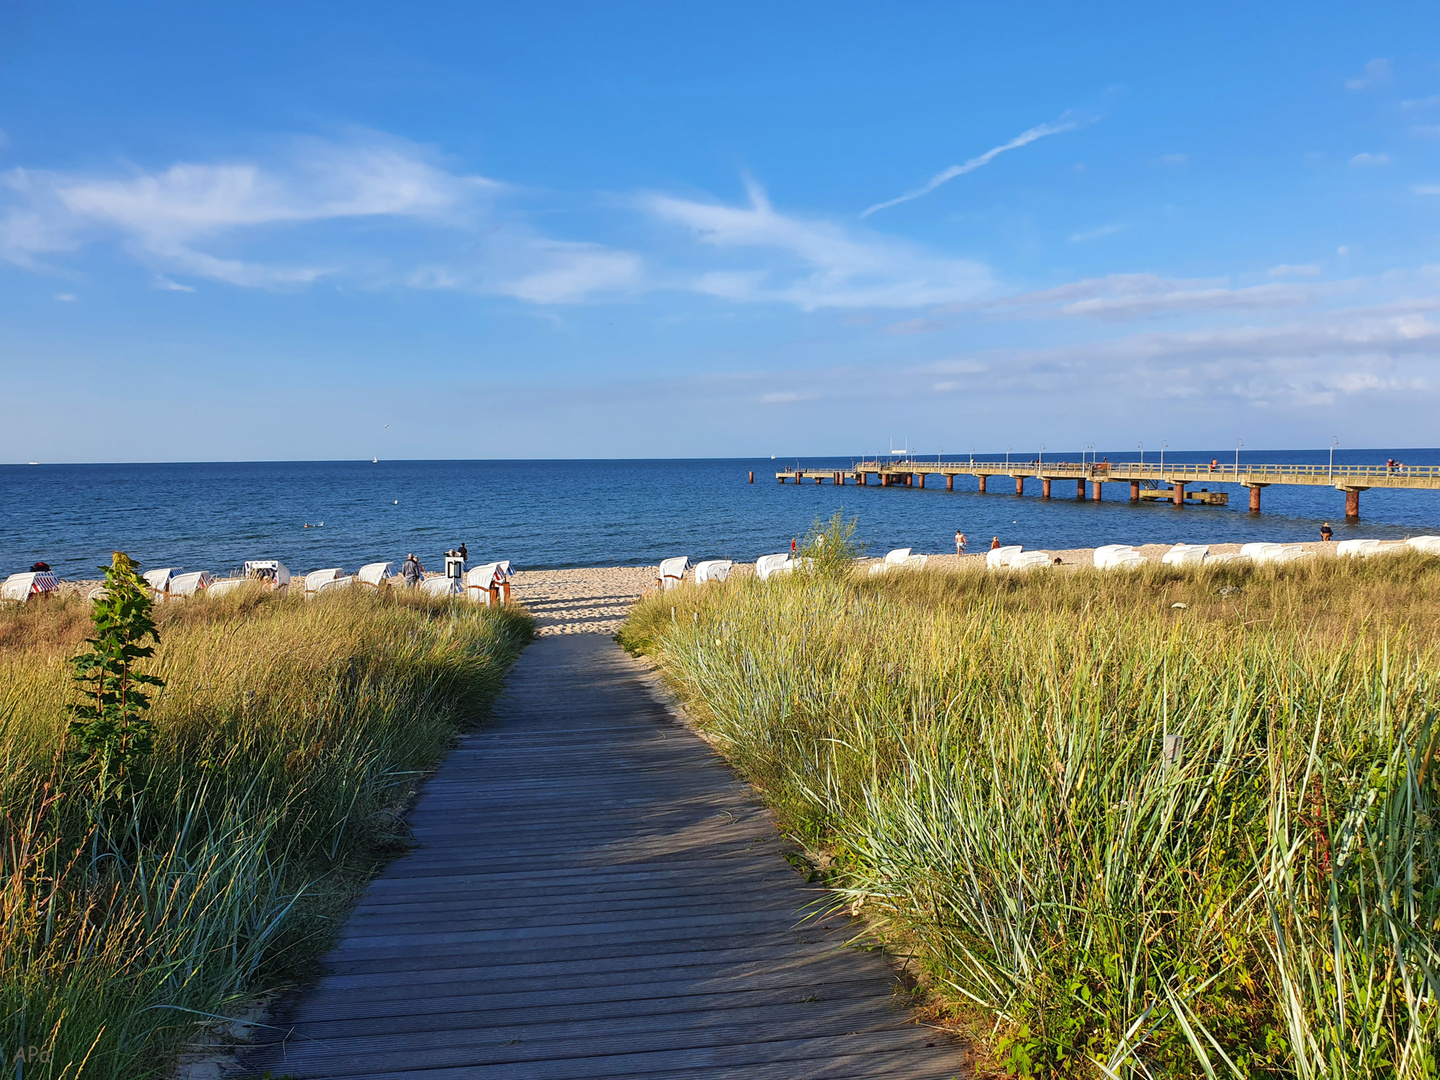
{"left": 241, "top": 635, "right": 968, "bottom": 1079}
{"left": 773, "top": 460, "right": 1440, "bottom": 519}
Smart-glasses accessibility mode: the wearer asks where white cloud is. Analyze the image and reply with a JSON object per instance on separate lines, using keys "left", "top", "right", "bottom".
{"left": 1345, "top": 58, "right": 1391, "bottom": 91}
{"left": 155, "top": 277, "right": 196, "bottom": 292}
{"left": 1159, "top": 153, "right": 1188, "bottom": 166}
{"left": 54, "top": 292, "right": 74, "bottom": 302}
{"left": 860, "top": 112, "right": 1091, "bottom": 217}
{"left": 974, "top": 273, "right": 1309, "bottom": 321}
{"left": 0, "top": 133, "right": 644, "bottom": 303}
{"left": 1069, "top": 223, "right": 1124, "bottom": 242}
{"left": 1268, "top": 263, "right": 1322, "bottom": 277}
{"left": 1349, "top": 152, "right": 1390, "bottom": 167}
{"left": 646, "top": 179, "right": 992, "bottom": 310}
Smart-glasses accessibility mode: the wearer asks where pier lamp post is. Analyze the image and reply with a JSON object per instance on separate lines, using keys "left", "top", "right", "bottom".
{"left": 1161, "top": 442, "right": 1168, "bottom": 472}
{"left": 1006, "top": 446, "right": 1012, "bottom": 469}
{"left": 1138, "top": 442, "right": 1144, "bottom": 466}
{"left": 1329, "top": 436, "right": 1339, "bottom": 479}
{"left": 1235, "top": 439, "right": 1243, "bottom": 475}
{"left": 1039, "top": 444, "right": 1044, "bottom": 471}
{"left": 1084, "top": 442, "right": 1094, "bottom": 471}
{"left": 970, "top": 446, "right": 975, "bottom": 467}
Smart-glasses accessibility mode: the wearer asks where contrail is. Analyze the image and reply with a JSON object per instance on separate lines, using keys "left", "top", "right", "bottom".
{"left": 861, "top": 113, "right": 1090, "bottom": 218}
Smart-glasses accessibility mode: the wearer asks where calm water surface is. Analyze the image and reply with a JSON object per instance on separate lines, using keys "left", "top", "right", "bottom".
{"left": 4, "top": 451, "right": 1440, "bottom": 579}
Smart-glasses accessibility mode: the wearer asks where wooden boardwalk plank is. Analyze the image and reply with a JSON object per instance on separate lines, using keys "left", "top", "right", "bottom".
{"left": 238, "top": 634, "right": 968, "bottom": 1079}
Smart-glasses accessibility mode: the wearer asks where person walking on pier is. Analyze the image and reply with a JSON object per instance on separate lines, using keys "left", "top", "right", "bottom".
{"left": 955, "top": 530, "right": 966, "bottom": 556}
{"left": 1321, "top": 522, "right": 1333, "bottom": 542}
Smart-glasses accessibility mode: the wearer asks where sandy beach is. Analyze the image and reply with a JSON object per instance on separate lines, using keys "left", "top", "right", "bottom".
{"left": 40, "top": 539, "right": 1355, "bottom": 638}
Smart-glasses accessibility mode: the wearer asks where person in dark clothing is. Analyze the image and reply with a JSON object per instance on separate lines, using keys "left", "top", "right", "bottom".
{"left": 1320, "top": 522, "right": 1333, "bottom": 542}
{"left": 401, "top": 553, "right": 424, "bottom": 587}
{"left": 458, "top": 542, "right": 468, "bottom": 563}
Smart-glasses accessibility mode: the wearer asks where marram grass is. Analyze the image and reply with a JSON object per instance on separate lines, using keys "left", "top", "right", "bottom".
{"left": 1, "top": 586, "right": 532, "bottom": 1078}
{"left": 620, "top": 552, "right": 1440, "bottom": 1078}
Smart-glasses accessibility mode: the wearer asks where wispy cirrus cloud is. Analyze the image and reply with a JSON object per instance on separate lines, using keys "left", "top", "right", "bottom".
{"left": 860, "top": 112, "right": 1092, "bottom": 218}
{"left": 1069, "top": 223, "right": 1125, "bottom": 242}
{"left": 1349, "top": 151, "right": 1390, "bottom": 167}
{"left": 961, "top": 273, "right": 1311, "bottom": 321}
{"left": 646, "top": 178, "right": 992, "bottom": 310}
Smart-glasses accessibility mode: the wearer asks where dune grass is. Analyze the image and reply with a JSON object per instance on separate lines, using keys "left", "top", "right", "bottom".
{"left": 619, "top": 547, "right": 1440, "bottom": 1078}
{"left": 1, "top": 585, "right": 532, "bottom": 1077}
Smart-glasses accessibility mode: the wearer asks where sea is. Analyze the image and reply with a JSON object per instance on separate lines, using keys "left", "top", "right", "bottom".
{"left": 4, "top": 450, "right": 1440, "bottom": 580}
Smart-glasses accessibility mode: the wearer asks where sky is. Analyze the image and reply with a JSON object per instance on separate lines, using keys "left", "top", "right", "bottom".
{"left": 2, "top": 1, "right": 1440, "bottom": 462}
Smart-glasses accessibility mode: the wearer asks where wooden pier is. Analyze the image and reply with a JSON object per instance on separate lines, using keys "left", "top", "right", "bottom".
{"left": 771, "top": 459, "right": 1440, "bottom": 520}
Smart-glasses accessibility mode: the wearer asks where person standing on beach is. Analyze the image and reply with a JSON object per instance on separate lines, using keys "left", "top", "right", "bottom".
{"left": 790, "top": 537, "right": 797, "bottom": 554}
{"left": 991, "top": 536, "right": 1001, "bottom": 550}
{"left": 401, "top": 552, "right": 424, "bottom": 587}
{"left": 1321, "top": 522, "right": 1333, "bottom": 542}
{"left": 955, "top": 530, "right": 966, "bottom": 556}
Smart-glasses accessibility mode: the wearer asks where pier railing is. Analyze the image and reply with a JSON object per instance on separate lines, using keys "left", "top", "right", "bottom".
{"left": 848, "top": 460, "right": 1440, "bottom": 485}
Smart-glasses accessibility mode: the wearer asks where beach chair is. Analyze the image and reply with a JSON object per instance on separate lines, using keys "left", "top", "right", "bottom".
{"left": 1243, "top": 543, "right": 1311, "bottom": 565}
{"left": 1161, "top": 544, "right": 1208, "bottom": 567}
{"left": 304, "top": 569, "right": 346, "bottom": 596}
{"left": 243, "top": 561, "right": 292, "bottom": 591}
{"left": 169, "top": 571, "right": 213, "bottom": 597}
{"left": 465, "top": 562, "right": 506, "bottom": 605}
{"left": 1009, "top": 550, "right": 1054, "bottom": 570}
{"left": 420, "top": 575, "right": 461, "bottom": 597}
{"left": 884, "top": 548, "right": 912, "bottom": 565}
{"left": 656, "top": 557, "right": 690, "bottom": 591}
{"left": 986, "top": 545, "right": 1024, "bottom": 569}
{"left": 1406, "top": 536, "right": 1440, "bottom": 555}
{"left": 755, "top": 553, "right": 793, "bottom": 581}
{"left": 1093, "top": 544, "right": 1136, "bottom": 569}
{"left": 142, "top": 567, "right": 181, "bottom": 601}
{"left": 694, "top": 560, "right": 733, "bottom": 585}
{"left": 1205, "top": 552, "right": 1249, "bottom": 565}
{"left": 1, "top": 572, "right": 59, "bottom": 604}
{"left": 357, "top": 562, "right": 394, "bottom": 588}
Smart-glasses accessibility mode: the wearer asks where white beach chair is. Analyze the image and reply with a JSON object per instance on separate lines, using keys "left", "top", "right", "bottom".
{"left": 304, "top": 568, "right": 346, "bottom": 596}
{"left": 465, "top": 562, "right": 506, "bottom": 605}
{"left": 755, "top": 553, "right": 793, "bottom": 581}
{"left": 1009, "top": 551, "right": 1054, "bottom": 570}
{"left": 243, "top": 560, "right": 291, "bottom": 590}
{"left": 318, "top": 576, "right": 356, "bottom": 594}
{"left": 357, "top": 562, "right": 394, "bottom": 588}
{"left": 1093, "top": 544, "right": 1136, "bottom": 569}
{"left": 1205, "top": 552, "right": 1250, "bottom": 565}
{"left": 1161, "top": 544, "right": 1209, "bottom": 567}
{"left": 657, "top": 557, "right": 690, "bottom": 591}
{"left": 1, "top": 572, "right": 59, "bottom": 604}
{"left": 1337, "top": 539, "right": 1405, "bottom": 558}
{"left": 420, "top": 574, "right": 461, "bottom": 597}
{"left": 1405, "top": 536, "right": 1440, "bottom": 555}
{"left": 884, "top": 548, "right": 912, "bottom": 565}
{"left": 986, "top": 545, "right": 1024, "bottom": 569}
{"left": 143, "top": 567, "right": 180, "bottom": 600}
{"left": 169, "top": 571, "right": 213, "bottom": 597}
{"left": 906, "top": 553, "right": 928, "bottom": 569}
{"left": 694, "top": 560, "right": 733, "bottom": 585}
{"left": 1244, "top": 543, "right": 1311, "bottom": 565}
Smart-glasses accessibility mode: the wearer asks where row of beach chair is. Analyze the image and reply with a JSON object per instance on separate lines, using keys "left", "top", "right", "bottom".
{"left": 2, "top": 557, "right": 517, "bottom": 606}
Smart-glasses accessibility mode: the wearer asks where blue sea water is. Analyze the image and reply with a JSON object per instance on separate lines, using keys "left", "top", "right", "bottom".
{"left": 4, "top": 450, "right": 1440, "bottom": 580}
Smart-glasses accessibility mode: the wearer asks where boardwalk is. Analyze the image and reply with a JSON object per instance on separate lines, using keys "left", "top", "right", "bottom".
{"left": 242, "top": 635, "right": 969, "bottom": 1079}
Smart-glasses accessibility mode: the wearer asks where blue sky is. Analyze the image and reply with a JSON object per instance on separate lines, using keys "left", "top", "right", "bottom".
{"left": 3, "top": 2, "right": 1439, "bottom": 462}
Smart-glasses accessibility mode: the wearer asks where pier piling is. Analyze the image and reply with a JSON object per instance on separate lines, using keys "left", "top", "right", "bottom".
{"left": 978, "top": 475, "right": 988, "bottom": 494}
{"left": 1077, "top": 478, "right": 1086, "bottom": 500}
{"left": 748, "top": 471, "right": 754, "bottom": 484}
{"left": 1248, "top": 485, "right": 1262, "bottom": 512}
{"left": 1173, "top": 482, "right": 1186, "bottom": 506}
{"left": 1346, "top": 489, "right": 1361, "bottom": 520}
{"left": 1130, "top": 481, "right": 1140, "bottom": 502}
{"left": 1091, "top": 481, "right": 1103, "bottom": 501}
{"left": 946, "top": 474, "right": 954, "bottom": 491}
{"left": 1042, "top": 478, "right": 1051, "bottom": 498}
{"left": 1015, "top": 476, "right": 1024, "bottom": 496}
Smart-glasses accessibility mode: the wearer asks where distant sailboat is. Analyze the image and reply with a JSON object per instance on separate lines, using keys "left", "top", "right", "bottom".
{"left": 372, "top": 456, "right": 379, "bottom": 463}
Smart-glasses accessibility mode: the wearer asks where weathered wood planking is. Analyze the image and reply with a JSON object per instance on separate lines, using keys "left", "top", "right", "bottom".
{"left": 240, "top": 634, "right": 969, "bottom": 1079}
